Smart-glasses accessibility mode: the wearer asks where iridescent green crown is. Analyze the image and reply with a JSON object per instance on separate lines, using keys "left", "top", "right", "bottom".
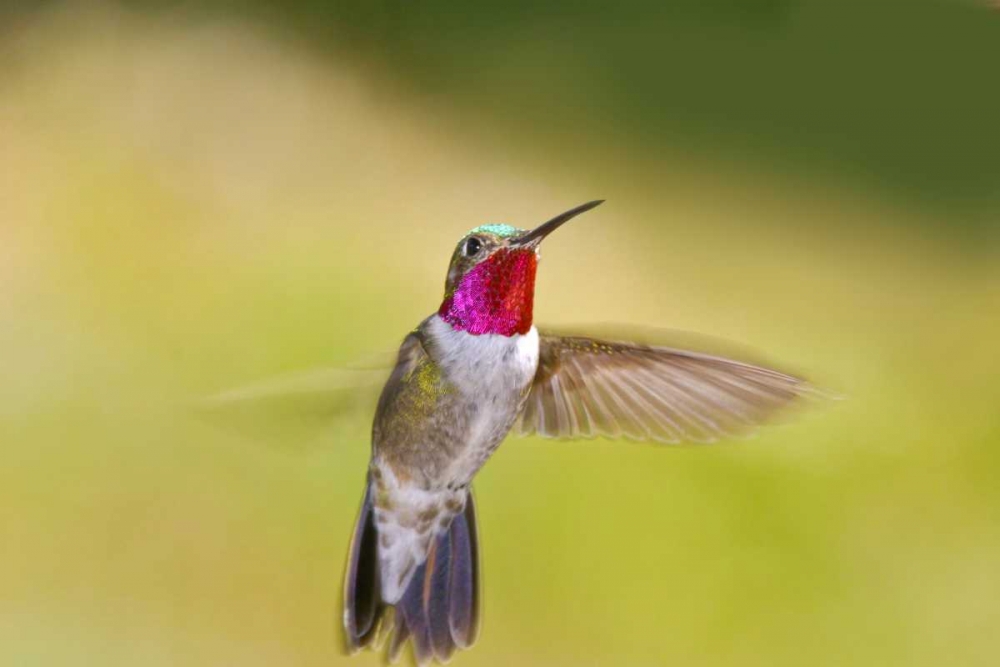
{"left": 467, "top": 223, "right": 521, "bottom": 238}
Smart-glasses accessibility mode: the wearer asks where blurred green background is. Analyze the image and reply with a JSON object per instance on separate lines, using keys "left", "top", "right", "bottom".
{"left": 2, "top": 1, "right": 998, "bottom": 666}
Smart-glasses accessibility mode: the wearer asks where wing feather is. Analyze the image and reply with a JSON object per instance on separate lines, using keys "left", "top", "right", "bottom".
{"left": 517, "top": 333, "right": 819, "bottom": 444}
{"left": 570, "top": 356, "right": 618, "bottom": 437}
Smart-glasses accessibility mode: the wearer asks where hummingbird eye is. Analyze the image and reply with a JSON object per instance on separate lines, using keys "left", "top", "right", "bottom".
{"left": 463, "top": 236, "right": 483, "bottom": 257}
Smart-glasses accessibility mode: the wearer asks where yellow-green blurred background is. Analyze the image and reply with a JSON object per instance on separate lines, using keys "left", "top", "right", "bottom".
{"left": 2, "top": 2, "right": 999, "bottom": 665}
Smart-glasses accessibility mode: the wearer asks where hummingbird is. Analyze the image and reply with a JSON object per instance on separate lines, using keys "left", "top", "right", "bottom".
{"left": 343, "top": 201, "right": 816, "bottom": 665}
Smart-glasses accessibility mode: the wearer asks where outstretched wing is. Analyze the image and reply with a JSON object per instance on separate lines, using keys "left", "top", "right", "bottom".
{"left": 516, "top": 333, "right": 820, "bottom": 444}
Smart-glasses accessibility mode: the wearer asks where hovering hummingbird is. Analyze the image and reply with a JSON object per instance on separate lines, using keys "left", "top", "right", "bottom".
{"left": 341, "top": 200, "right": 818, "bottom": 665}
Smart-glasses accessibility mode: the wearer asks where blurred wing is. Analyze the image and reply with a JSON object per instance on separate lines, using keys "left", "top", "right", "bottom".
{"left": 199, "top": 366, "right": 387, "bottom": 408}
{"left": 516, "top": 333, "right": 820, "bottom": 444}
{"left": 192, "top": 351, "right": 396, "bottom": 447}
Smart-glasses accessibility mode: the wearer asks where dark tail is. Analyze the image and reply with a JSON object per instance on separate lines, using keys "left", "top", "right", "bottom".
{"left": 343, "top": 481, "right": 481, "bottom": 665}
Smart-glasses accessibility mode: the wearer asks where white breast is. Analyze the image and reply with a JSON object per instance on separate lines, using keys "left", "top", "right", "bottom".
{"left": 426, "top": 314, "right": 539, "bottom": 392}
{"left": 425, "top": 315, "right": 539, "bottom": 479}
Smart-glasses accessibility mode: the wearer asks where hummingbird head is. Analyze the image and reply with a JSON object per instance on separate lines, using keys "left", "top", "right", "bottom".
{"left": 438, "top": 200, "right": 604, "bottom": 336}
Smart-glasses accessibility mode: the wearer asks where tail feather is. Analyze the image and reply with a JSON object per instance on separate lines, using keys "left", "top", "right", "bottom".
{"left": 343, "top": 483, "right": 383, "bottom": 652}
{"left": 447, "top": 496, "right": 480, "bottom": 649}
{"left": 426, "top": 531, "right": 455, "bottom": 662}
{"left": 344, "top": 481, "right": 481, "bottom": 665}
{"left": 387, "top": 609, "right": 410, "bottom": 664}
{"left": 397, "top": 560, "right": 434, "bottom": 664}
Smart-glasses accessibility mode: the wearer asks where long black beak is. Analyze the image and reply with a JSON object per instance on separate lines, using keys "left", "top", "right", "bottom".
{"left": 510, "top": 200, "right": 604, "bottom": 248}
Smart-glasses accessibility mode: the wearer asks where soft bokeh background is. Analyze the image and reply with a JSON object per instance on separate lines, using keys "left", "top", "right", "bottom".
{"left": 2, "top": 2, "right": 999, "bottom": 666}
